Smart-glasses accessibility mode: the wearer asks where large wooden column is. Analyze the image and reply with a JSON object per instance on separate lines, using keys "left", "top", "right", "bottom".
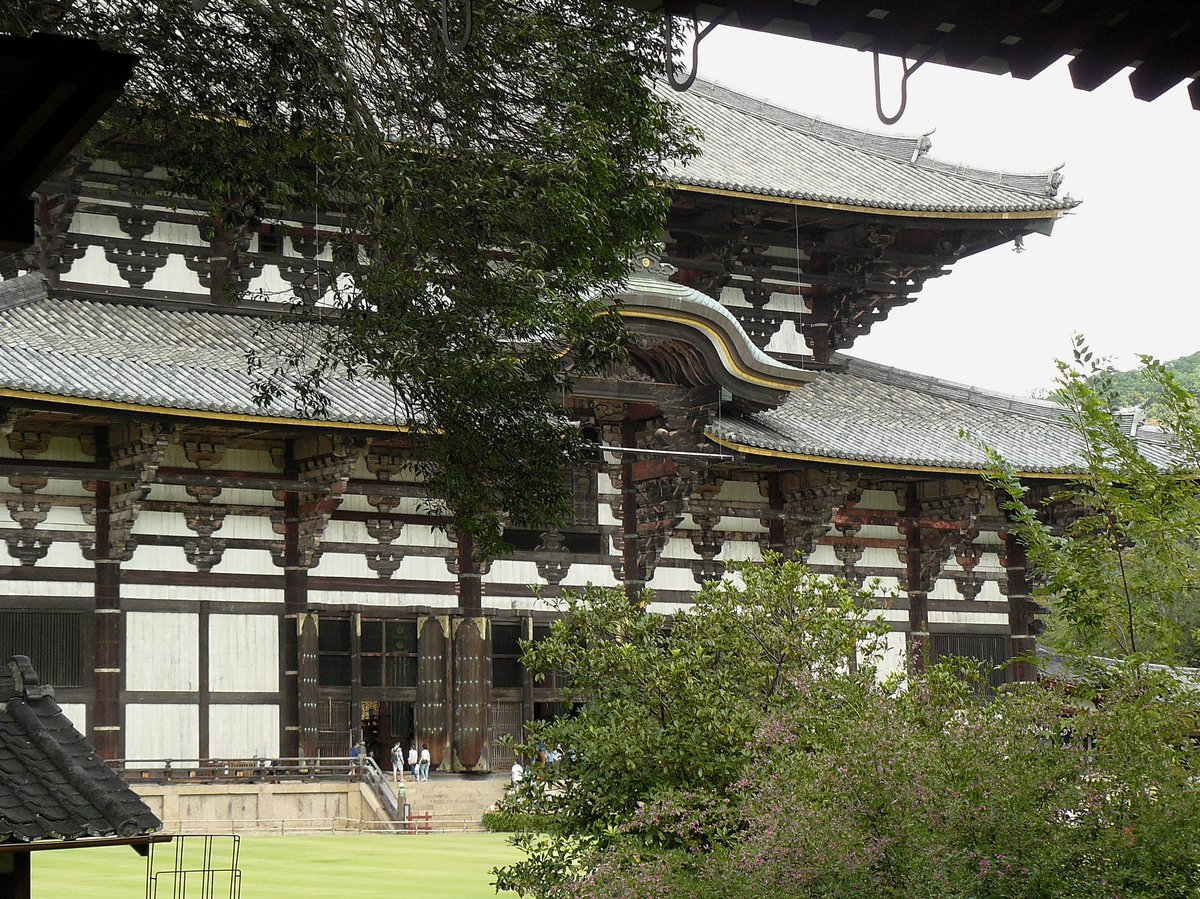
{"left": 1002, "top": 530, "right": 1037, "bottom": 682}
{"left": 274, "top": 436, "right": 362, "bottom": 760}
{"left": 90, "top": 423, "right": 167, "bottom": 760}
{"left": 450, "top": 533, "right": 491, "bottom": 772}
{"left": 416, "top": 614, "right": 450, "bottom": 770}
{"left": 92, "top": 445, "right": 121, "bottom": 760}
{"left": 899, "top": 481, "right": 982, "bottom": 675}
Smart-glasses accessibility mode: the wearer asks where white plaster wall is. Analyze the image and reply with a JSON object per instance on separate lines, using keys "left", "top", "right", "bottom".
{"left": 977, "top": 580, "right": 1006, "bottom": 602}
{"left": 60, "top": 242, "right": 122, "bottom": 288}
{"left": 127, "top": 543, "right": 191, "bottom": 574}
{"left": 209, "top": 615, "right": 279, "bottom": 693}
{"left": 126, "top": 704, "right": 199, "bottom": 764}
{"left": 122, "top": 582, "right": 280, "bottom": 604}
{"left": 765, "top": 318, "right": 810, "bottom": 357}
{"left": 560, "top": 563, "right": 621, "bottom": 588}
{"left": 660, "top": 536, "right": 700, "bottom": 561}
{"left": 390, "top": 555, "right": 456, "bottom": 581}
{"left": 0, "top": 575, "right": 93, "bottom": 596}
{"left": 484, "top": 560, "right": 542, "bottom": 585}
{"left": 145, "top": 252, "right": 204, "bottom": 294}
{"left": 59, "top": 703, "right": 87, "bottom": 735}
{"left": 312, "top": 551, "right": 375, "bottom": 579}
{"left": 862, "top": 630, "right": 907, "bottom": 681}
{"left": 209, "top": 705, "right": 280, "bottom": 760}
{"left": 217, "top": 515, "right": 277, "bottom": 541}
{"left": 647, "top": 565, "right": 700, "bottom": 592}
{"left": 209, "top": 547, "right": 277, "bottom": 578}
{"left": 716, "top": 540, "right": 764, "bottom": 562}
{"left": 126, "top": 612, "right": 199, "bottom": 691}
{"left": 308, "top": 589, "right": 455, "bottom": 608}
{"left": 806, "top": 544, "right": 839, "bottom": 565}
{"left": 929, "top": 611, "right": 1010, "bottom": 627}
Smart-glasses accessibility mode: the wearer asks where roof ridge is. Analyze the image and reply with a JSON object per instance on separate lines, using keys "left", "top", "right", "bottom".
{"left": 685, "top": 78, "right": 928, "bottom": 164}
{"left": 682, "top": 78, "right": 1070, "bottom": 200}
{"left": 835, "top": 353, "right": 1068, "bottom": 422}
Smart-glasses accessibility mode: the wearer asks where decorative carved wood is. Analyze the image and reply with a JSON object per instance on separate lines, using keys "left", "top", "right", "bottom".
{"left": 689, "top": 504, "right": 724, "bottom": 584}
{"left": 763, "top": 470, "right": 861, "bottom": 563}
{"left": 535, "top": 528, "right": 571, "bottom": 586}
{"left": 4, "top": 475, "right": 50, "bottom": 566}
{"left": 96, "top": 422, "right": 171, "bottom": 562}
{"left": 182, "top": 437, "right": 228, "bottom": 572}
{"left": 270, "top": 436, "right": 365, "bottom": 569}
{"left": 363, "top": 446, "right": 408, "bottom": 577}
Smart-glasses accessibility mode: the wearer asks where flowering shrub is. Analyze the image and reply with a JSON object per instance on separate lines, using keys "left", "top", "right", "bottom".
{"left": 576, "top": 662, "right": 1200, "bottom": 899}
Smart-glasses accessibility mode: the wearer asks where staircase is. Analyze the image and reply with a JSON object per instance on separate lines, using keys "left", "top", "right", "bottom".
{"left": 396, "top": 774, "right": 508, "bottom": 832}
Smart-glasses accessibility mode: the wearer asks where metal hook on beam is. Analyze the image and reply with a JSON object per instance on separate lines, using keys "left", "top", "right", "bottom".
{"left": 871, "top": 50, "right": 929, "bottom": 125}
{"left": 441, "top": 0, "right": 472, "bottom": 56}
{"left": 665, "top": 10, "right": 731, "bottom": 92}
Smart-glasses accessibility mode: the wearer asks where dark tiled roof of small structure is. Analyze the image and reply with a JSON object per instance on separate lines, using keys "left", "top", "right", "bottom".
{"left": 709, "top": 355, "right": 1089, "bottom": 474}
{"left": 0, "top": 276, "right": 402, "bottom": 427}
{"left": 664, "top": 80, "right": 1078, "bottom": 215}
{"left": 0, "top": 656, "right": 161, "bottom": 843}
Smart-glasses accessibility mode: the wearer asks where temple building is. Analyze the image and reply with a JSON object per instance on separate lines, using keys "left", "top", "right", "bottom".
{"left": 0, "top": 79, "right": 1090, "bottom": 773}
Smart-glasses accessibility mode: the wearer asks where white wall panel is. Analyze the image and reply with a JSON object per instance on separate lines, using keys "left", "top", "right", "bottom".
{"left": 62, "top": 243, "right": 123, "bottom": 288}
{"left": 647, "top": 565, "right": 699, "bottom": 592}
{"left": 977, "top": 580, "right": 1005, "bottom": 602}
{"left": 484, "top": 560, "right": 542, "bottom": 585}
{"left": 308, "top": 589, "right": 455, "bottom": 608}
{"left": 209, "top": 615, "right": 279, "bottom": 693}
{"left": 312, "top": 551, "right": 375, "bottom": 579}
{"left": 860, "top": 489, "right": 902, "bottom": 512}
{"left": 660, "top": 536, "right": 700, "bottom": 561}
{"left": 126, "top": 612, "right": 198, "bottom": 691}
{"left": 716, "top": 540, "right": 763, "bottom": 562}
{"left": 208, "top": 546, "right": 277, "bottom": 578}
{"left": 929, "top": 611, "right": 1010, "bottom": 627}
{"left": 126, "top": 704, "right": 199, "bottom": 764}
{"left": 861, "top": 630, "right": 907, "bottom": 681}
{"left": 133, "top": 510, "right": 193, "bottom": 538}
{"left": 209, "top": 705, "right": 280, "bottom": 760}
{"left": 560, "top": 563, "right": 621, "bottom": 588}
{"left": 59, "top": 703, "right": 87, "bottom": 735}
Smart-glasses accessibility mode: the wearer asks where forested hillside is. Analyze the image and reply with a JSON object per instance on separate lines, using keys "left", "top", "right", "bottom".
{"left": 1094, "top": 351, "right": 1200, "bottom": 413}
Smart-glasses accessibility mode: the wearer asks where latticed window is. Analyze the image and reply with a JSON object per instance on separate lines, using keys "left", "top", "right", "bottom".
{"left": 318, "top": 617, "right": 352, "bottom": 687}
{"left": 492, "top": 623, "right": 523, "bottom": 688}
{"left": 361, "top": 619, "right": 417, "bottom": 688}
{"left": 0, "top": 611, "right": 84, "bottom": 687}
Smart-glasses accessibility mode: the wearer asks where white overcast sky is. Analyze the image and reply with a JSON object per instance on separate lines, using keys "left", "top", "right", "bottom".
{"left": 696, "top": 28, "right": 1200, "bottom": 397}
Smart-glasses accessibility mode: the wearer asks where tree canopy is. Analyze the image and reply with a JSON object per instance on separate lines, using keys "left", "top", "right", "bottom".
{"left": 986, "top": 338, "right": 1200, "bottom": 665}
{"left": 2, "top": 0, "right": 695, "bottom": 554}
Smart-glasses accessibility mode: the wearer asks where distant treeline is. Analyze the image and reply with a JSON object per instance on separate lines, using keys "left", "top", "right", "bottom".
{"left": 1089, "top": 351, "right": 1200, "bottom": 416}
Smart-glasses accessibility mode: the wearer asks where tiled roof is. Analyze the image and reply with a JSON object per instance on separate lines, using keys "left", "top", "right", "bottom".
{"left": 708, "top": 355, "right": 1089, "bottom": 474}
{"left": 665, "top": 80, "right": 1078, "bottom": 215}
{"left": 0, "top": 656, "right": 161, "bottom": 843}
{"left": 0, "top": 276, "right": 403, "bottom": 427}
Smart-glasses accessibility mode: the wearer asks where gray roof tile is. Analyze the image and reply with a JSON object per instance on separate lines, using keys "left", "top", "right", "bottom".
{"left": 0, "top": 276, "right": 402, "bottom": 427}
{"left": 0, "top": 656, "right": 161, "bottom": 843}
{"left": 710, "top": 355, "right": 1089, "bottom": 474}
{"left": 666, "top": 80, "right": 1077, "bottom": 215}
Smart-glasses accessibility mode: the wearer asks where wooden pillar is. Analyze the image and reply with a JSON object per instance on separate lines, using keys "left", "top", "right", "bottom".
{"left": 904, "top": 484, "right": 929, "bottom": 674}
{"left": 350, "top": 611, "right": 363, "bottom": 742}
{"left": 416, "top": 615, "right": 450, "bottom": 771}
{"left": 198, "top": 601, "right": 210, "bottom": 762}
{"left": 92, "top": 428, "right": 122, "bottom": 761}
{"left": 453, "top": 617, "right": 491, "bottom": 771}
{"left": 620, "top": 420, "right": 641, "bottom": 600}
{"left": 1004, "top": 531, "right": 1037, "bottom": 682}
{"left": 0, "top": 851, "right": 31, "bottom": 899}
{"left": 451, "top": 532, "right": 490, "bottom": 771}
{"left": 280, "top": 450, "right": 317, "bottom": 759}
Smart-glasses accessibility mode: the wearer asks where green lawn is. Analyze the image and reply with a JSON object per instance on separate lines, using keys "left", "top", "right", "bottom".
{"left": 33, "top": 832, "right": 521, "bottom": 898}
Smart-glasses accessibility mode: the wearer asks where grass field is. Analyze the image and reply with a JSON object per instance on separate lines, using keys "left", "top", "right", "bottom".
{"left": 32, "top": 832, "right": 522, "bottom": 898}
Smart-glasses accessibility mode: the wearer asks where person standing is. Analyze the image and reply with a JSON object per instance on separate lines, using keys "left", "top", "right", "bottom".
{"left": 419, "top": 743, "right": 431, "bottom": 782}
{"left": 390, "top": 741, "right": 404, "bottom": 785}
{"left": 408, "top": 744, "right": 419, "bottom": 781}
